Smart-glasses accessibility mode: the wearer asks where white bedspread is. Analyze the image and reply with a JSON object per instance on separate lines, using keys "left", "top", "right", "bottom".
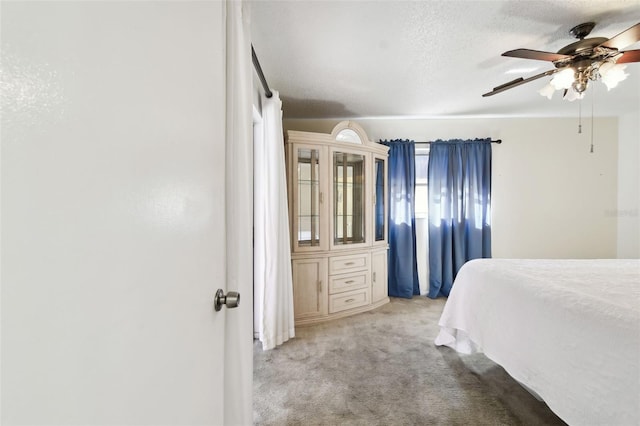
{"left": 435, "top": 259, "right": 640, "bottom": 426}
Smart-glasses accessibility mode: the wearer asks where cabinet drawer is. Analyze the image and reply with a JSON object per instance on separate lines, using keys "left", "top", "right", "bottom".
{"left": 329, "top": 288, "right": 370, "bottom": 314}
{"left": 329, "top": 271, "right": 368, "bottom": 294}
{"left": 329, "top": 253, "right": 369, "bottom": 274}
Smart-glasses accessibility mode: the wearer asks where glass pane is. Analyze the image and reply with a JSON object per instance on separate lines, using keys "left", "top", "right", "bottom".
{"left": 415, "top": 154, "right": 429, "bottom": 184}
{"left": 335, "top": 129, "right": 361, "bottom": 144}
{"left": 297, "top": 148, "right": 320, "bottom": 247}
{"left": 333, "top": 151, "right": 365, "bottom": 245}
{"left": 415, "top": 153, "right": 429, "bottom": 218}
{"left": 375, "top": 158, "right": 385, "bottom": 241}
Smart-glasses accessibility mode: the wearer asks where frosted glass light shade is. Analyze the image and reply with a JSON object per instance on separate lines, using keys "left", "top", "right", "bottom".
{"left": 599, "top": 63, "right": 628, "bottom": 90}
{"left": 550, "top": 68, "right": 576, "bottom": 90}
{"left": 538, "top": 83, "right": 555, "bottom": 99}
{"left": 563, "top": 87, "right": 584, "bottom": 102}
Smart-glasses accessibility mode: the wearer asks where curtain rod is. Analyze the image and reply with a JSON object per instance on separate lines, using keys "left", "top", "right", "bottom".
{"left": 416, "top": 139, "right": 502, "bottom": 144}
{"left": 251, "top": 44, "right": 273, "bottom": 99}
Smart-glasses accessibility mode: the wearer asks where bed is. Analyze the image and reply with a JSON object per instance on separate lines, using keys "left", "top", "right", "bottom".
{"left": 435, "top": 259, "right": 640, "bottom": 425}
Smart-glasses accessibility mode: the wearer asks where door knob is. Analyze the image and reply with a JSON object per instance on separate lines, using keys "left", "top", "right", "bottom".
{"left": 214, "top": 289, "right": 240, "bottom": 311}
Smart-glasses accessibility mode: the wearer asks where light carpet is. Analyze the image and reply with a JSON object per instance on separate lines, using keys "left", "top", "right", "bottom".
{"left": 253, "top": 297, "right": 566, "bottom": 426}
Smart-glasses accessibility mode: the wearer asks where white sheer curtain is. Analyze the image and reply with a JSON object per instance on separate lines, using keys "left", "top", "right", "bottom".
{"left": 225, "top": 0, "right": 253, "bottom": 423}
{"left": 415, "top": 218, "right": 429, "bottom": 295}
{"left": 254, "top": 90, "right": 295, "bottom": 350}
{"left": 415, "top": 146, "right": 430, "bottom": 295}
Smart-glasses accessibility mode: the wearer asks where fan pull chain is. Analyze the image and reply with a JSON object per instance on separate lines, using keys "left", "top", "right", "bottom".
{"left": 578, "top": 99, "right": 582, "bottom": 134}
{"left": 590, "top": 85, "right": 595, "bottom": 153}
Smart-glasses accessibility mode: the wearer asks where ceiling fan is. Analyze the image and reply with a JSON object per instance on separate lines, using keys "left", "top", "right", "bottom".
{"left": 483, "top": 22, "right": 640, "bottom": 99}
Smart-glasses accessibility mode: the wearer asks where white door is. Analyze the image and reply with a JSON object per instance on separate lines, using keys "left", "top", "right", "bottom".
{"left": 1, "top": 2, "right": 249, "bottom": 424}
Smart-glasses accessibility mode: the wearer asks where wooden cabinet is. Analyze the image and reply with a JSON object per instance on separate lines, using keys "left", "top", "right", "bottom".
{"left": 287, "top": 121, "right": 389, "bottom": 326}
{"left": 291, "top": 258, "right": 328, "bottom": 321}
{"left": 371, "top": 249, "right": 388, "bottom": 305}
{"left": 328, "top": 252, "right": 370, "bottom": 314}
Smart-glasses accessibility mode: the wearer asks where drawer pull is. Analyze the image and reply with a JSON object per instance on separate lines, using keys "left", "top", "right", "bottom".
{"left": 344, "top": 262, "right": 355, "bottom": 266}
{"left": 345, "top": 280, "right": 355, "bottom": 284}
{"left": 317, "top": 280, "right": 322, "bottom": 292}
{"left": 373, "top": 272, "right": 376, "bottom": 282}
{"left": 345, "top": 298, "right": 355, "bottom": 303}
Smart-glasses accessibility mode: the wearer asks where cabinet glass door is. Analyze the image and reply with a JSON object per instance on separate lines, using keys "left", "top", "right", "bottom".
{"left": 297, "top": 148, "right": 321, "bottom": 247}
{"left": 374, "top": 157, "right": 386, "bottom": 242}
{"left": 333, "top": 151, "right": 365, "bottom": 245}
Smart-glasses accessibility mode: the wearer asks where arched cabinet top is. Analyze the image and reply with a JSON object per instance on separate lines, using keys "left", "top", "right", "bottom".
{"left": 331, "top": 121, "right": 369, "bottom": 145}
{"left": 286, "top": 121, "right": 388, "bottom": 155}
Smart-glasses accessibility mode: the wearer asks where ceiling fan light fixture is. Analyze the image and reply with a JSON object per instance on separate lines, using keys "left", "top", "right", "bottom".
{"left": 563, "top": 87, "right": 585, "bottom": 102}
{"left": 538, "top": 82, "right": 556, "bottom": 99}
{"left": 550, "top": 67, "right": 576, "bottom": 90}
{"left": 572, "top": 71, "right": 590, "bottom": 93}
{"left": 599, "top": 63, "right": 629, "bottom": 90}
{"left": 484, "top": 22, "right": 640, "bottom": 100}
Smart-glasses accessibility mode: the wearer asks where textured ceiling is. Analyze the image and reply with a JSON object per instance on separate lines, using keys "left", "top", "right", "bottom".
{"left": 250, "top": 0, "right": 640, "bottom": 119}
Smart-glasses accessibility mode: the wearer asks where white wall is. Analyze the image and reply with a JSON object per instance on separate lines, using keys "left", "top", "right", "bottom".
{"left": 284, "top": 117, "right": 620, "bottom": 259}
{"left": 617, "top": 111, "right": 640, "bottom": 258}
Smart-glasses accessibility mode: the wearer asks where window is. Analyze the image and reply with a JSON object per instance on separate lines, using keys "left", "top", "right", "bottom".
{"left": 415, "top": 144, "right": 430, "bottom": 218}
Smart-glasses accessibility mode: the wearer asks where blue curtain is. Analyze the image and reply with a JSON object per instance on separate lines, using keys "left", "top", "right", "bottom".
{"left": 380, "top": 140, "right": 420, "bottom": 298}
{"left": 427, "top": 139, "right": 492, "bottom": 298}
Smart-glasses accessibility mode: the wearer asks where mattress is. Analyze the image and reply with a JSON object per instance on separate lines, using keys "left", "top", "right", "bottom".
{"left": 435, "top": 259, "right": 640, "bottom": 425}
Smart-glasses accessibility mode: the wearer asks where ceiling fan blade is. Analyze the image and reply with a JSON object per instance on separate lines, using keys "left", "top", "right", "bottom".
{"left": 599, "top": 23, "right": 640, "bottom": 50}
{"left": 616, "top": 49, "right": 640, "bottom": 64}
{"left": 482, "top": 69, "right": 558, "bottom": 97}
{"left": 502, "top": 48, "right": 572, "bottom": 62}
